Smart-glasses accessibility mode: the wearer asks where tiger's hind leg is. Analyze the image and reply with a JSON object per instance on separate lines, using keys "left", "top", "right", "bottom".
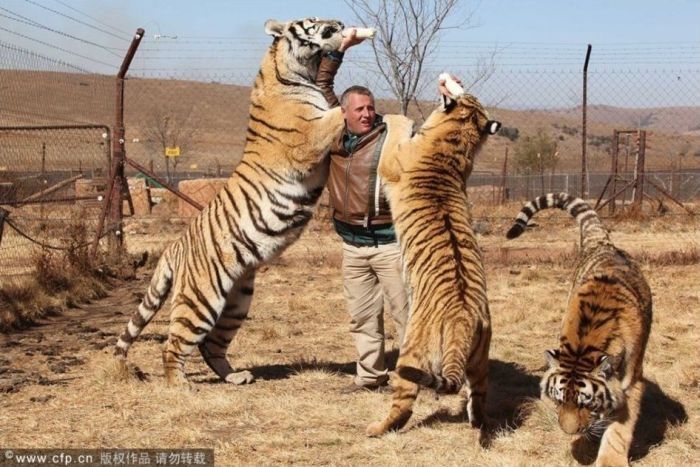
{"left": 366, "top": 375, "right": 419, "bottom": 437}
{"left": 198, "top": 271, "right": 256, "bottom": 385}
{"left": 595, "top": 380, "right": 643, "bottom": 467}
{"left": 461, "top": 320, "right": 491, "bottom": 428}
{"left": 162, "top": 294, "right": 223, "bottom": 387}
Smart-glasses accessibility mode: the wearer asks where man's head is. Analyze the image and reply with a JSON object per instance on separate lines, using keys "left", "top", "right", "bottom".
{"left": 340, "top": 86, "right": 376, "bottom": 136}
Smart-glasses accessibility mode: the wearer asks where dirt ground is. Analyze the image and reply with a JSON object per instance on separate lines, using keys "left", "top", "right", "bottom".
{"left": 0, "top": 210, "right": 698, "bottom": 466}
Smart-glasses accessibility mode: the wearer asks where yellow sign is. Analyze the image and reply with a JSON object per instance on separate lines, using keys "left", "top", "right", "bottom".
{"left": 165, "top": 146, "right": 180, "bottom": 157}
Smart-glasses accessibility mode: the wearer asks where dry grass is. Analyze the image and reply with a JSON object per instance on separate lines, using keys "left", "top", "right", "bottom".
{"left": 0, "top": 216, "right": 118, "bottom": 332}
{"left": 0, "top": 215, "right": 698, "bottom": 465}
{"left": 0, "top": 254, "right": 111, "bottom": 333}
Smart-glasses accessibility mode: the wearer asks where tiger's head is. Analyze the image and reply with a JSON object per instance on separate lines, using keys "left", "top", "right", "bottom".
{"left": 420, "top": 77, "right": 500, "bottom": 177}
{"left": 264, "top": 17, "right": 345, "bottom": 79}
{"left": 541, "top": 349, "right": 625, "bottom": 435}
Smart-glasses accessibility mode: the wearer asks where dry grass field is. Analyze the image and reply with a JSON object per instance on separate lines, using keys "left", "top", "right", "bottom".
{"left": 0, "top": 203, "right": 698, "bottom": 466}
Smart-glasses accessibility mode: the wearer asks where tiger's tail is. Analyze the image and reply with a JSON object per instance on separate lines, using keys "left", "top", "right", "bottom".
{"left": 397, "top": 365, "right": 463, "bottom": 394}
{"left": 506, "top": 192, "right": 609, "bottom": 249}
{"left": 397, "top": 330, "right": 468, "bottom": 394}
{"left": 114, "top": 244, "right": 178, "bottom": 361}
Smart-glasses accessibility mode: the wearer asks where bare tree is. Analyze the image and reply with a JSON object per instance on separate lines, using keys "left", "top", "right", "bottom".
{"left": 346, "top": 0, "right": 491, "bottom": 116}
{"left": 142, "top": 105, "right": 199, "bottom": 184}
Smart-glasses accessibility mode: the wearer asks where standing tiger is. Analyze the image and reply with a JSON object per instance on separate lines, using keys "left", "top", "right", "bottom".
{"left": 365, "top": 81, "right": 500, "bottom": 437}
{"left": 114, "top": 18, "right": 347, "bottom": 386}
{"left": 507, "top": 192, "right": 652, "bottom": 467}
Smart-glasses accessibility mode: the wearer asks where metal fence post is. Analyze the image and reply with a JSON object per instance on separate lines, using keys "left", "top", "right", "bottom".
{"left": 581, "top": 44, "right": 592, "bottom": 199}
{"left": 93, "top": 28, "right": 144, "bottom": 259}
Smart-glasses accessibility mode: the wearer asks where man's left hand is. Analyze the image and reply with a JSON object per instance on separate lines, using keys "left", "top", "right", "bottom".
{"left": 339, "top": 28, "right": 366, "bottom": 52}
{"left": 438, "top": 74, "right": 463, "bottom": 98}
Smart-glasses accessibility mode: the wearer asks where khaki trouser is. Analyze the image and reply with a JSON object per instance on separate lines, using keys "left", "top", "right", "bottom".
{"left": 342, "top": 241, "right": 409, "bottom": 387}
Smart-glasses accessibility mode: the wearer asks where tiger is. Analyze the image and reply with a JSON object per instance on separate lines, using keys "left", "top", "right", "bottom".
{"left": 365, "top": 83, "right": 501, "bottom": 437}
{"left": 113, "top": 17, "right": 347, "bottom": 386}
{"left": 506, "top": 192, "right": 652, "bottom": 467}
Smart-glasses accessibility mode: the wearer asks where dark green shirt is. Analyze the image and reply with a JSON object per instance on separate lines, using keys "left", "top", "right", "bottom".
{"left": 333, "top": 218, "right": 397, "bottom": 247}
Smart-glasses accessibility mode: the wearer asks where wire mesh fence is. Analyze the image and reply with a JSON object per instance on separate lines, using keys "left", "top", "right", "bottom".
{"left": 0, "top": 125, "right": 113, "bottom": 287}
{"left": 1, "top": 30, "right": 700, "bottom": 287}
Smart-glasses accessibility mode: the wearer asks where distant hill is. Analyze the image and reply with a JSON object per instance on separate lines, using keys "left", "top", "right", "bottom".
{"left": 1, "top": 70, "right": 699, "bottom": 176}
{"left": 557, "top": 104, "right": 700, "bottom": 134}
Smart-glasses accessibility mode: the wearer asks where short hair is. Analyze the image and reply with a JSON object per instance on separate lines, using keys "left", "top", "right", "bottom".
{"left": 340, "top": 85, "right": 374, "bottom": 108}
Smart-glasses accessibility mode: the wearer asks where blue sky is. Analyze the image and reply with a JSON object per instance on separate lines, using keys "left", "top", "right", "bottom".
{"left": 2, "top": 0, "right": 699, "bottom": 107}
{"left": 3, "top": 0, "right": 699, "bottom": 69}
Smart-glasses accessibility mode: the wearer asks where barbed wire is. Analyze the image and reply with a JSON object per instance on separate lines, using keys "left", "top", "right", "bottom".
{"left": 0, "top": 40, "right": 90, "bottom": 73}
{"left": 21, "top": 0, "right": 131, "bottom": 42}
{"left": 0, "top": 26, "right": 115, "bottom": 70}
{"left": 0, "top": 7, "right": 122, "bottom": 59}
{"left": 51, "top": 0, "right": 131, "bottom": 36}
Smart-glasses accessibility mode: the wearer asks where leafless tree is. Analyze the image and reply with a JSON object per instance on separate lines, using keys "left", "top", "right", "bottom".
{"left": 142, "top": 105, "right": 199, "bottom": 184}
{"left": 345, "top": 0, "right": 493, "bottom": 116}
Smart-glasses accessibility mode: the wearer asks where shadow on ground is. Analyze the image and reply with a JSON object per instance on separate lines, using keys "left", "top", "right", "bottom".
{"left": 191, "top": 350, "right": 403, "bottom": 385}
{"left": 414, "top": 359, "right": 540, "bottom": 447}
{"left": 571, "top": 378, "right": 688, "bottom": 465}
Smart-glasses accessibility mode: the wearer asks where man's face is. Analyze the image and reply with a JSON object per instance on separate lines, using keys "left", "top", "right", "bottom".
{"left": 342, "top": 93, "right": 376, "bottom": 136}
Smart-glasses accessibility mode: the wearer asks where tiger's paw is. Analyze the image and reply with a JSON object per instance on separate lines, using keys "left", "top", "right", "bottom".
{"left": 365, "top": 421, "right": 387, "bottom": 438}
{"left": 165, "top": 369, "right": 190, "bottom": 388}
{"left": 224, "top": 370, "right": 255, "bottom": 385}
{"left": 595, "top": 452, "right": 629, "bottom": 467}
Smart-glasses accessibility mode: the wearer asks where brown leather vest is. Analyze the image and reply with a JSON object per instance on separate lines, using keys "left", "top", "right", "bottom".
{"left": 327, "top": 123, "right": 393, "bottom": 227}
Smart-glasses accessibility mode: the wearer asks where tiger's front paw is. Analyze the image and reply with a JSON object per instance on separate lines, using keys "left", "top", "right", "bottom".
{"left": 165, "top": 369, "right": 190, "bottom": 388}
{"left": 595, "top": 453, "right": 629, "bottom": 467}
{"left": 366, "top": 421, "right": 387, "bottom": 437}
{"left": 224, "top": 370, "right": 255, "bottom": 385}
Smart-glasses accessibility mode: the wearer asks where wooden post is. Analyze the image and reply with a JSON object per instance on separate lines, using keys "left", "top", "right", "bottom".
{"left": 500, "top": 147, "right": 508, "bottom": 204}
{"left": 0, "top": 207, "right": 7, "bottom": 246}
{"left": 40, "top": 141, "right": 46, "bottom": 221}
{"left": 21, "top": 174, "right": 83, "bottom": 203}
{"left": 632, "top": 130, "right": 646, "bottom": 209}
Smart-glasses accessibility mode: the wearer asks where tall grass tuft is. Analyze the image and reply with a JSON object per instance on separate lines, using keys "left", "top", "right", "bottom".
{"left": 0, "top": 211, "right": 134, "bottom": 332}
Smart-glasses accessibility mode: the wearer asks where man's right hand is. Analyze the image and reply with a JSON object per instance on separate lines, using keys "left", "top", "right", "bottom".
{"left": 339, "top": 28, "right": 366, "bottom": 52}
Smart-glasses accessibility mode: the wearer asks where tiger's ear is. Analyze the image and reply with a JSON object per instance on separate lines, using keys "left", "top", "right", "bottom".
{"left": 440, "top": 94, "right": 457, "bottom": 113}
{"left": 595, "top": 352, "right": 624, "bottom": 380}
{"left": 595, "top": 355, "right": 615, "bottom": 380}
{"left": 264, "top": 20, "right": 286, "bottom": 37}
{"left": 545, "top": 349, "right": 560, "bottom": 369}
{"left": 485, "top": 120, "right": 501, "bottom": 135}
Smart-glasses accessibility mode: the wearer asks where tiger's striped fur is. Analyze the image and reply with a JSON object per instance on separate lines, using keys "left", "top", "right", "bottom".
{"left": 114, "top": 17, "right": 347, "bottom": 386}
{"left": 508, "top": 192, "right": 652, "bottom": 466}
{"left": 366, "top": 93, "right": 499, "bottom": 437}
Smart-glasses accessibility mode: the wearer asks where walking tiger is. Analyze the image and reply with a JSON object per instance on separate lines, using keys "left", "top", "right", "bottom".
{"left": 114, "top": 17, "right": 346, "bottom": 386}
{"left": 366, "top": 81, "right": 500, "bottom": 436}
{"left": 507, "top": 192, "right": 652, "bottom": 467}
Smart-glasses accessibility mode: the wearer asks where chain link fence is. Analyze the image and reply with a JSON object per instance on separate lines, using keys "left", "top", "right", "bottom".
{"left": 1, "top": 41, "right": 116, "bottom": 287}
{"left": 1, "top": 34, "right": 699, "bottom": 286}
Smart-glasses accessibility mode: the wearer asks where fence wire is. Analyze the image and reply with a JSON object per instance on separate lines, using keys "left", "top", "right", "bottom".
{"left": 1, "top": 34, "right": 700, "bottom": 287}
{"left": 0, "top": 125, "right": 112, "bottom": 287}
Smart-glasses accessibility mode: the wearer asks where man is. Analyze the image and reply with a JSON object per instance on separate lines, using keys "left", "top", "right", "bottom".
{"left": 316, "top": 31, "right": 409, "bottom": 393}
